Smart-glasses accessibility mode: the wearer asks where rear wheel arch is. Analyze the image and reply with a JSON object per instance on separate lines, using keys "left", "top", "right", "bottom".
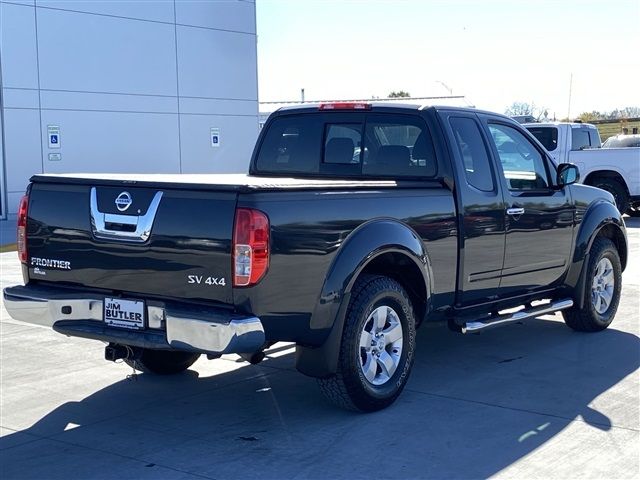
{"left": 296, "top": 220, "right": 432, "bottom": 378}
{"left": 584, "top": 169, "right": 629, "bottom": 191}
{"left": 357, "top": 251, "right": 430, "bottom": 325}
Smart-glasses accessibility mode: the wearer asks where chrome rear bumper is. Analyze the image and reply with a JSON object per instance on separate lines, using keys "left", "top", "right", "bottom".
{"left": 3, "top": 285, "right": 265, "bottom": 355}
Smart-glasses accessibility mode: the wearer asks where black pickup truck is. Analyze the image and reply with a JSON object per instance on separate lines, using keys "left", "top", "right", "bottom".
{"left": 4, "top": 103, "right": 628, "bottom": 411}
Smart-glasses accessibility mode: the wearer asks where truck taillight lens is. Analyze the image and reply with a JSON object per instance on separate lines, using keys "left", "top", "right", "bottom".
{"left": 233, "top": 208, "right": 269, "bottom": 287}
{"left": 17, "top": 194, "right": 29, "bottom": 264}
{"left": 319, "top": 102, "right": 372, "bottom": 110}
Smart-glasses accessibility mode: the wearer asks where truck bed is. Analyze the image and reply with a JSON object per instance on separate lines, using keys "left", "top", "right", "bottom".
{"left": 31, "top": 172, "right": 413, "bottom": 192}
{"left": 25, "top": 173, "right": 457, "bottom": 342}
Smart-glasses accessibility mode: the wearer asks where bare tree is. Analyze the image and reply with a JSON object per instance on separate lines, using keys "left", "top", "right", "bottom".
{"left": 622, "top": 106, "right": 640, "bottom": 118}
{"left": 388, "top": 91, "right": 411, "bottom": 98}
{"left": 505, "top": 102, "right": 534, "bottom": 116}
{"left": 505, "top": 102, "right": 548, "bottom": 121}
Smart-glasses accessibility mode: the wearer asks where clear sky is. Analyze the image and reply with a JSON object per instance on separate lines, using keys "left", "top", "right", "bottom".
{"left": 256, "top": 0, "right": 640, "bottom": 118}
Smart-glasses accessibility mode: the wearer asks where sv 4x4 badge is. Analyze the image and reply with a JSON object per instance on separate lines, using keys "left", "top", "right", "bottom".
{"left": 187, "top": 275, "right": 226, "bottom": 286}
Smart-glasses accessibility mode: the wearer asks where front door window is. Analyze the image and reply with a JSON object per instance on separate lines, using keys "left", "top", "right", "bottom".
{"left": 489, "top": 124, "right": 550, "bottom": 191}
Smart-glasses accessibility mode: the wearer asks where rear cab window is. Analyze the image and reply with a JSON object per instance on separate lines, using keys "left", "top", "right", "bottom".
{"left": 525, "top": 126, "right": 558, "bottom": 151}
{"left": 253, "top": 115, "right": 322, "bottom": 174}
{"left": 255, "top": 111, "right": 438, "bottom": 179}
{"left": 571, "top": 126, "right": 601, "bottom": 150}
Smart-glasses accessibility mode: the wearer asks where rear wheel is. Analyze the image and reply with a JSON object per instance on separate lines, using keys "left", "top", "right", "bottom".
{"left": 591, "top": 178, "right": 629, "bottom": 214}
{"left": 563, "top": 237, "right": 622, "bottom": 332}
{"left": 317, "top": 275, "right": 416, "bottom": 412}
{"left": 124, "top": 349, "right": 200, "bottom": 375}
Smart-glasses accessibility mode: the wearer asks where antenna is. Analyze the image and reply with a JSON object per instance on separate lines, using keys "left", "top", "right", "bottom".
{"left": 567, "top": 73, "right": 573, "bottom": 120}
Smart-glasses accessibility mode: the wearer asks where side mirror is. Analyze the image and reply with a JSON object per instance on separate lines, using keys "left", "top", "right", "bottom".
{"left": 557, "top": 163, "right": 580, "bottom": 187}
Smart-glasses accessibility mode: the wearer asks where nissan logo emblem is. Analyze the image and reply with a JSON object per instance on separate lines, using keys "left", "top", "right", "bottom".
{"left": 115, "top": 191, "right": 133, "bottom": 212}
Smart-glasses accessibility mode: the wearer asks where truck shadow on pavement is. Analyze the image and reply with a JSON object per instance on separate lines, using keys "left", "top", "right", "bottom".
{"left": 1, "top": 316, "right": 639, "bottom": 479}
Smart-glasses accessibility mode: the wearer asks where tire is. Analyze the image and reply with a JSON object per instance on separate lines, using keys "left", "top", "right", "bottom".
{"left": 563, "top": 237, "right": 622, "bottom": 332}
{"left": 591, "top": 178, "right": 629, "bottom": 214}
{"left": 124, "top": 349, "right": 200, "bottom": 375}
{"left": 317, "top": 275, "right": 417, "bottom": 412}
{"left": 627, "top": 204, "right": 640, "bottom": 217}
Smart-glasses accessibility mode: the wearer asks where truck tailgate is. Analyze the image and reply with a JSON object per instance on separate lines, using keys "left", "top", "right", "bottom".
{"left": 26, "top": 181, "right": 236, "bottom": 305}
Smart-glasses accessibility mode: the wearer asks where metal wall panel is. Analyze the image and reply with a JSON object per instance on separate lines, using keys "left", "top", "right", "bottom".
{"left": 0, "top": 3, "right": 39, "bottom": 88}
{"left": 0, "top": 0, "right": 259, "bottom": 218}
{"left": 40, "top": 110, "right": 180, "bottom": 174}
{"left": 36, "top": 8, "right": 177, "bottom": 96}
{"left": 176, "top": 25, "right": 257, "bottom": 100}
{"left": 40, "top": 91, "right": 178, "bottom": 114}
{"left": 179, "top": 97, "right": 256, "bottom": 116}
{"left": 175, "top": 0, "right": 256, "bottom": 33}
{"left": 2, "top": 109, "right": 42, "bottom": 192}
{"left": 36, "top": 0, "right": 175, "bottom": 23}
{"left": 179, "top": 114, "right": 258, "bottom": 174}
{"left": 1, "top": 88, "right": 39, "bottom": 109}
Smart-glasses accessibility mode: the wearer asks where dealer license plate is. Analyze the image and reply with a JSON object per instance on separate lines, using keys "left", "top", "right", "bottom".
{"left": 104, "top": 297, "right": 145, "bottom": 330}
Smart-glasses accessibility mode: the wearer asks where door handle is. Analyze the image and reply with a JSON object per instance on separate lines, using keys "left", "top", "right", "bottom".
{"left": 507, "top": 207, "right": 525, "bottom": 216}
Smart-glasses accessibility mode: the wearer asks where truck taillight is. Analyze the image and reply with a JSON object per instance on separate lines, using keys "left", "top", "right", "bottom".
{"left": 17, "top": 194, "right": 28, "bottom": 264}
{"left": 319, "top": 102, "right": 372, "bottom": 110}
{"left": 233, "top": 208, "right": 269, "bottom": 287}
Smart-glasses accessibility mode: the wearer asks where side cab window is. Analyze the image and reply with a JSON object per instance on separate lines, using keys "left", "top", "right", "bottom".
{"left": 449, "top": 116, "right": 495, "bottom": 192}
{"left": 362, "top": 114, "right": 437, "bottom": 178}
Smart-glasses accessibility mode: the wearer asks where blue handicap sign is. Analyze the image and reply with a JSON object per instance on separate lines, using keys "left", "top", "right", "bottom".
{"left": 212, "top": 135, "right": 219, "bottom": 144}
{"left": 50, "top": 135, "right": 58, "bottom": 144}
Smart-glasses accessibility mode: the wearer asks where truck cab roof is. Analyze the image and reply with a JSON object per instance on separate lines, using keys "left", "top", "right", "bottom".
{"left": 273, "top": 102, "right": 507, "bottom": 120}
{"left": 523, "top": 121, "right": 598, "bottom": 129}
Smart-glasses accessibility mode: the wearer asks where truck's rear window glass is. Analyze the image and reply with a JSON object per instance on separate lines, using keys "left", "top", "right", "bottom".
{"left": 256, "top": 113, "right": 437, "bottom": 178}
{"left": 449, "top": 117, "right": 494, "bottom": 192}
{"left": 571, "top": 127, "right": 600, "bottom": 150}
{"left": 526, "top": 126, "right": 558, "bottom": 151}
{"left": 324, "top": 124, "right": 362, "bottom": 164}
{"left": 256, "top": 115, "right": 322, "bottom": 173}
{"left": 588, "top": 128, "right": 601, "bottom": 148}
{"left": 363, "top": 116, "right": 437, "bottom": 177}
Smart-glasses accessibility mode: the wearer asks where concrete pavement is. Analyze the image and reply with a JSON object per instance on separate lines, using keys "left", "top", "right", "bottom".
{"left": 1, "top": 218, "right": 638, "bottom": 479}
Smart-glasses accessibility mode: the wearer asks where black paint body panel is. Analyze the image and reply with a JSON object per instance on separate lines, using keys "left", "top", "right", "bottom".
{"left": 27, "top": 183, "right": 236, "bottom": 305}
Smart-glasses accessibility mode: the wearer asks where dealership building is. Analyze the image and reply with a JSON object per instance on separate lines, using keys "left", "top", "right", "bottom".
{"left": 0, "top": 0, "right": 259, "bottom": 229}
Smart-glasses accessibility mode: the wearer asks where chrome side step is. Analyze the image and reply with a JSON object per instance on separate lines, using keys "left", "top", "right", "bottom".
{"left": 462, "top": 299, "right": 574, "bottom": 334}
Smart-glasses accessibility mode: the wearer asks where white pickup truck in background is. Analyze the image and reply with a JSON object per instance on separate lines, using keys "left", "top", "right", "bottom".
{"left": 524, "top": 122, "right": 640, "bottom": 216}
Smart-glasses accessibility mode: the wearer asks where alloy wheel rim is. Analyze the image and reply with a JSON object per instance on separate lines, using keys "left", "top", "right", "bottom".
{"left": 359, "top": 305, "right": 403, "bottom": 386}
{"left": 591, "top": 257, "right": 615, "bottom": 315}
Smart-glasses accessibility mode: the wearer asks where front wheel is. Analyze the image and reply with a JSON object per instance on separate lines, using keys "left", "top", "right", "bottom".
{"left": 124, "top": 349, "right": 200, "bottom": 375}
{"left": 317, "top": 275, "right": 416, "bottom": 412}
{"left": 563, "top": 237, "right": 622, "bottom": 332}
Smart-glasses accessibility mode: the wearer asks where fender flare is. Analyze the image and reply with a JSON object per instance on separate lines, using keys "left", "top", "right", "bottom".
{"left": 564, "top": 200, "right": 627, "bottom": 308}
{"left": 295, "top": 219, "right": 432, "bottom": 378}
